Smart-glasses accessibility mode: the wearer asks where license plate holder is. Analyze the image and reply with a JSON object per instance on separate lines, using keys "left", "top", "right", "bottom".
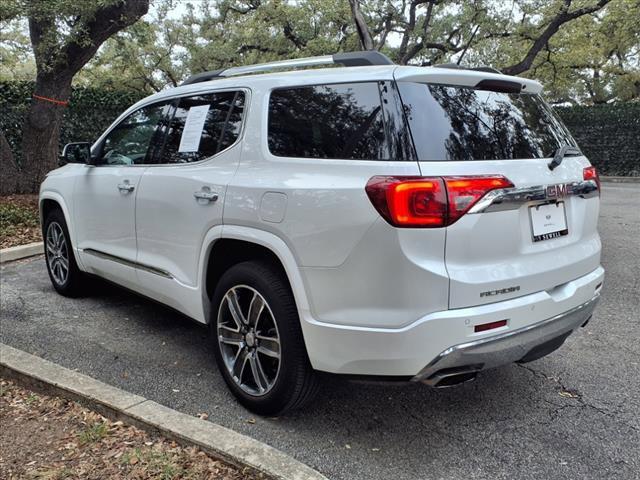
{"left": 529, "top": 201, "right": 568, "bottom": 242}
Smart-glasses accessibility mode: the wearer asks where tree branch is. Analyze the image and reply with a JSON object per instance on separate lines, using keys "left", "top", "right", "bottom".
{"left": 283, "top": 21, "right": 306, "bottom": 49}
{"left": 58, "top": 0, "right": 150, "bottom": 81}
{"left": 502, "top": 0, "right": 611, "bottom": 76}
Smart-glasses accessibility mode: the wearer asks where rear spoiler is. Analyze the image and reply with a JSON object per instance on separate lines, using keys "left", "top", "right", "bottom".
{"left": 393, "top": 66, "right": 543, "bottom": 94}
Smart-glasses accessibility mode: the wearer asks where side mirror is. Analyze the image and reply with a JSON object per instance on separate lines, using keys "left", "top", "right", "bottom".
{"left": 60, "top": 142, "right": 92, "bottom": 165}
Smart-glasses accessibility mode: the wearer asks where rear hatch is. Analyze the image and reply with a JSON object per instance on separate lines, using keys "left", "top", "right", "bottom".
{"left": 394, "top": 69, "right": 601, "bottom": 309}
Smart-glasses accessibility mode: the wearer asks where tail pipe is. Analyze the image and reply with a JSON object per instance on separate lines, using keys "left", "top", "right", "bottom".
{"left": 420, "top": 365, "right": 483, "bottom": 388}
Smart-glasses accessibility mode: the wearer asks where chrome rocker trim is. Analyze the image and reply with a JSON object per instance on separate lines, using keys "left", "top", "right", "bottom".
{"left": 468, "top": 179, "right": 599, "bottom": 214}
{"left": 82, "top": 248, "right": 173, "bottom": 279}
{"left": 412, "top": 294, "right": 600, "bottom": 386}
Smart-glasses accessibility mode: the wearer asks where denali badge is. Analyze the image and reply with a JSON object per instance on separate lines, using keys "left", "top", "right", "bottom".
{"left": 480, "top": 286, "right": 521, "bottom": 298}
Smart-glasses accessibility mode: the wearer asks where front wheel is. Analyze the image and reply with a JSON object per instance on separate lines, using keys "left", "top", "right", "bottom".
{"left": 43, "top": 209, "right": 86, "bottom": 297}
{"left": 210, "top": 261, "right": 319, "bottom": 415}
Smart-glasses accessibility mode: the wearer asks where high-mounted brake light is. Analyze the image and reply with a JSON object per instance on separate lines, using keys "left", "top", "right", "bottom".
{"left": 583, "top": 166, "right": 600, "bottom": 195}
{"left": 365, "top": 175, "right": 513, "bottom": 228}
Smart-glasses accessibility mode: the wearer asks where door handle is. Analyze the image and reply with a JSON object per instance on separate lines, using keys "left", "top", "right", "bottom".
{"left": 194, "top": 187, "right": 219, "bottom": 203}
{"left": 117, "top": 180, "right": 135, "bottom": 193}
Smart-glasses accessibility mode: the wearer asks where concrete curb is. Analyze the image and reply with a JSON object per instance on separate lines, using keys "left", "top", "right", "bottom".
{"left": 0, "top": 344, "right": 328, "bottom": 480}
{"left": 0, "top": 242, "right": 43, "bottom": 263}
{"left": 601, "top": 176, "right": 640, "bottom": 183}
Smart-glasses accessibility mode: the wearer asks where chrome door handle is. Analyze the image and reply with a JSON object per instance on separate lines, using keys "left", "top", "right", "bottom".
{"left": 117, "top": 181, "right": 135, "bottom": 193}
{"left": 194, "top": 188, "right": 219, "bottom": 203}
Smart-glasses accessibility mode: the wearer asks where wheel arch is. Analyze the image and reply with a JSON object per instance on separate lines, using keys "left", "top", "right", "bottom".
{"left": 200, "top": 225, "right": 311, "bottom": 326}
{"left": 39, "top": 192, "right": 83, "bottom": 269}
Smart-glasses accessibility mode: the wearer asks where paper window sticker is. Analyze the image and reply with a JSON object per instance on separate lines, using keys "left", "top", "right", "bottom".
{"left": 178, "top": 104, "right": 210, "bottom": 152}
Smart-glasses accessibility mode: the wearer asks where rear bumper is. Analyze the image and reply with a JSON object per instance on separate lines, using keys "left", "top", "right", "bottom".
{"left": 301, "top": 266, "right": 604, "bottom": 376}
{"left": 412, "top": 294, "right": 599, "bottom": 386}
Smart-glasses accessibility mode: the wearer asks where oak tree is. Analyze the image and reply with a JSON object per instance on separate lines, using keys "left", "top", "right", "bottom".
{"left": 1, "top": 0, "right": 149, "bottom": 194}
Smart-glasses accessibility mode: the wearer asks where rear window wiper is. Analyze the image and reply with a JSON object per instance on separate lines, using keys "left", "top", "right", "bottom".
{"left": 548, "top": 145, "right": 581, "bottom": 171}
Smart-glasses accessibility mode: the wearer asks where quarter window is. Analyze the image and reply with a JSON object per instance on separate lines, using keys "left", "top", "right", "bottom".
{"left": 268, "top": 82, "right": 389, "bottom": 160}
{"left": 157, "top": 91, "right": 245, "bottom": 164}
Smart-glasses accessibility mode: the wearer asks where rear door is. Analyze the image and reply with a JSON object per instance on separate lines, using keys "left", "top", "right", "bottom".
{"left": 395, "top": 78, "right": 601, "bottom": 309}
{"left": 134, "top": 90, "right": 246, "bottom": 316}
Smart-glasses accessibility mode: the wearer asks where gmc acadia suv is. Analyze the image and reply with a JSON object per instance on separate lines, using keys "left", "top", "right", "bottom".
{"left": 40, "top": 51, "right": 604, "bottom": 414}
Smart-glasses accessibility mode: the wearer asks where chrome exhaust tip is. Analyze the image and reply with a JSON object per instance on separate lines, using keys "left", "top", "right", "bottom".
{"left": 420, "top": 366, "right": 482, "bottom": 388}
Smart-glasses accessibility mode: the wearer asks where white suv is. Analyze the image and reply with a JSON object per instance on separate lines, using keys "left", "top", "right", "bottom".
{"left": 40, "top": 51, "right": 604, "bottom": 415}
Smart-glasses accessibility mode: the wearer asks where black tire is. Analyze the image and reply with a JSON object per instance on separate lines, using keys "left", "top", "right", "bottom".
{"left": 43, "top": 208, "right": 86, "bottom": 297}
{"left": 210, "top": 260, "right": 319, "bottom": 415}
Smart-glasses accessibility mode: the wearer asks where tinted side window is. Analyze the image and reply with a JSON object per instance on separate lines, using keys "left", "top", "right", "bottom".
{"left": 101, "top": 103, "right": 169, "bottom": 165}
{"left": 268, "top": 82, "right": 389, "bottom": 160}
{"left": 158, "top": 91, "right": 245, "bottom": 164}
{"left": 398, "top": 83, "right": 577, "bottom": 161}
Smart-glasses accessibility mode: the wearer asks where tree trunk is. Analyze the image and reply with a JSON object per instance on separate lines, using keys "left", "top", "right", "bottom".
{"left": 18, "top": 74, "right": 72, "bottom": 193}
{"left": 0, "top": 129, "right": 21, "bottom": 195}
{"left": 349, "top": 0, "right": 374, "bottom": 51}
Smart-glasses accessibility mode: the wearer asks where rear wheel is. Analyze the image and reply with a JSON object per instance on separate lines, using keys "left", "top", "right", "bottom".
{"left": 43, "top": 209, "right": 85, "bottom": 297}
{"left": 210, "top": 261, "right": 319, "bottom": 415}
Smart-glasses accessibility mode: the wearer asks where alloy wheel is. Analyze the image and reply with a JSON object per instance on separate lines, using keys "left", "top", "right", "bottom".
{"left": 46, "top": 221, "right": 69, "bottom": 286}
{"left": 216, "top": 285, "right": 281, "bottom": 396}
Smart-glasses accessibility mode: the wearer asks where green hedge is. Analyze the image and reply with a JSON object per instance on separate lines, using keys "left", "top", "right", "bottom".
{"left": 1, "top": 81, "right": 638, "bottom": 175}
{"left": 556, "top": 103, "right": 640, "bottom": 176}
{"left": 0, "top": 81, "right": 144, "bottom": 165}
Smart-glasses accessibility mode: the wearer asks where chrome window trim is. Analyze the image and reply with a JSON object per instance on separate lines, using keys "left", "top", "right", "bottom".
{"left": 468, "top": 179, "right": 599, "bottom": 214}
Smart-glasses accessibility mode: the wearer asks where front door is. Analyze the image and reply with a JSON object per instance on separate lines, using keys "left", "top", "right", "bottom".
{"left": 74, "top": 101, "right": 170, "bottom": 288}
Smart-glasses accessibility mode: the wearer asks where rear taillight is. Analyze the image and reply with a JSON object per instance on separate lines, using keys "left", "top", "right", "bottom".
{"left": 365, "top": 177, "right": 447, "bottom": 227}
{"left": 443, "top": 176, "right": 514, "bottom": 224}
{"left": 365, "top": 175, "right": 513, "bottom": 228}
{"left": 583, "top": 166, "right": 601, "bottom": 194}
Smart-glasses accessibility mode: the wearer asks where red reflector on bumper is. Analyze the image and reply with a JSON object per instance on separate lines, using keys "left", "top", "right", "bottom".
{"left": 474, "top": 319, "right": 508, "bottom": 333}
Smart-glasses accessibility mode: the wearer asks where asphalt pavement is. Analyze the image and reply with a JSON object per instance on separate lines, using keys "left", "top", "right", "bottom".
{"left": 1, "top": 183, "right": 639, "bottom": 480}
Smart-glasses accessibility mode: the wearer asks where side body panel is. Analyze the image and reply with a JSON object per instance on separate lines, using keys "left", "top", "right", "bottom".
{"left": 133, "top": 144, "right": 242, "bottom": 317}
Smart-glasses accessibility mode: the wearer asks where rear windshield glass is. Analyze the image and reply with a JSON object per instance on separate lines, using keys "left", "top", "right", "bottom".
{"left": 398, "top": 83, "right": 577, "bottom": 161}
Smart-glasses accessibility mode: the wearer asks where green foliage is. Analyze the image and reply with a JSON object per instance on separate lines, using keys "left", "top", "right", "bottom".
{"left": 121, "top": 448, "right": 186, "bottom": 480}
{"left": 511, "top": 0, "right": 640, "bottom": 104}
{"left": 2, "top": 0, "right": 130, "bottom": 74}
{"left": 2, "top": 0, "right": 637, "bottom": 104}
{"left": 0, "top": 202, "right": 39, "bottom": 232}
{"left": 557, "top": 102, "right": 640, "bottom": 176}
{"left": 78, "top": 421, "right": 109, "bottom": 445}
{"left": 0, "top": 81, "right": 144, "bottom": 164}
{"left": 0, "top": 19, "right": 35, "bottom": 81}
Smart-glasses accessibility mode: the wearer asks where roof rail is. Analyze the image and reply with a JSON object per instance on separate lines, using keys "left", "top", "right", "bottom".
{"left": 181, "top": 51, "right": 394, "bottom": 86}
{"left": 435, "top": 63, "right": 502, "bottom": 74}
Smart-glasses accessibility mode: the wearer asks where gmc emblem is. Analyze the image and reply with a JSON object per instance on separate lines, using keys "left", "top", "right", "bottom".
{"left": 546, "top": 183, "right": 571, "bottom": 199}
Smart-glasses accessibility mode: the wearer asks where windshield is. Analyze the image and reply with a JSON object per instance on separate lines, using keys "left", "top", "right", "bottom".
{"left": 398, "top": 83, "right": 578, "bottom": 161}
